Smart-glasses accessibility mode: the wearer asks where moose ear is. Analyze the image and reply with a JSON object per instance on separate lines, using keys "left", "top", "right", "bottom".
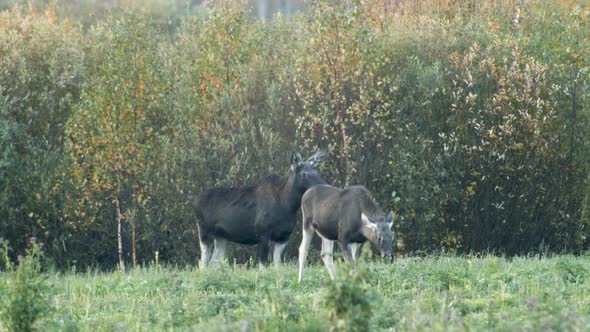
{"left": 308, "top": 150, "right": 326, "bottom": 167}
{"left": 386, "top": 211, "right": 394, "bottom": 229}
{"left": 361, "top": 213, "right": 373, "bottom": 226}
{"left": 291, "top": 152, "right": 302, "bottom": 170}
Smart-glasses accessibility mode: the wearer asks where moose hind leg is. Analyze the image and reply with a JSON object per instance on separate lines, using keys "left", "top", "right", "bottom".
{"left": 350, "top": 243, "right": 362, "bottom": 262}
{"left": 211, "top": 237, "right": 228, "bottom": 266}
{"left": 298, "top": 224, "right": 314, "bottom": 282}
{"left": 199, "top": 239, "right": 212, "bottom": 269}
{"left": 320, "top": 236, "right": 336, "bottom": 280}
{"left": 273, "top": 241, "right": 288, "bottom": 267}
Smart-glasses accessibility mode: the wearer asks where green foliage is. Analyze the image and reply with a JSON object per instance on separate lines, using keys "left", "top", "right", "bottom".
{"left": 324, "top": 267, "right": 375, "bottom": 332}
{"left": 0, "top": 5, "right": 84, "bottom": 266}
{"left": 0, "top": 0, "right": 590, "bottom": 269}
{"left": 0, "top": 118, "right": 67, "bottom": 267}
{"left": 65, "top": 10, "right": 175, "bottom": 269}
{"left": 555, "top": 256, "right": 589, "bottom": 283}
{"left": 0, "top": 238, "right": 52, "bottom": 332}
{"left": 0, "top": 4, "right": 85, "bottom": 146}
{"left": 10, "top": 256, "right": 590, "bottom": 331}
{"left": 294, "top": 1, "right": 388, "bottom": 187}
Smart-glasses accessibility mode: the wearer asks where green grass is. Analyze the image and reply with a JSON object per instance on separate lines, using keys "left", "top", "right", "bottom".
{"left": 17, "top": 255, "right": 590, "bottom": 331}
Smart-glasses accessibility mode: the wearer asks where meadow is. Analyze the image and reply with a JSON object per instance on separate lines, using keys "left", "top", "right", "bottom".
{"left": 7, "top": 255, "right": 586, "bottom": 331}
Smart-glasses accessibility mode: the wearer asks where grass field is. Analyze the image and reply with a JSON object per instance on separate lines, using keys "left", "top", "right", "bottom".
{"left": 7, "top": 255, "right": 590, "bottom": 331}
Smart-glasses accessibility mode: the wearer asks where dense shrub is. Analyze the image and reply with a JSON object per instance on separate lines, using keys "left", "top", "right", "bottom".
{"left": 0, "top": 0, "right": 588, "bottom": 269}
{"left": 0, "top": 6, "right": 84, "bottom": 265}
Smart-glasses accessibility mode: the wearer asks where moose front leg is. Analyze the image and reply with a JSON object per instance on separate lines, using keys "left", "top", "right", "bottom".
{"left": 273, "top": 241, "right": 288, "bottom": 267}
{"left": 339, "top": 241, "right": 353, "bottom": 264}
{"left": 257, "top": 236, "right": 271, "bottom": 267}
{"left": 320, "top": 236, "right": 336, "bottom": 280}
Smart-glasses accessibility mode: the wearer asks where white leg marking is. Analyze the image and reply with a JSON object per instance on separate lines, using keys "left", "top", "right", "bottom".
{"left": 273, "top": 241, "right": 288, "bottom": 267}
{"left": 320, "top": 236, "right": 336, "bottom": 280}
{"left": 211, "top": 238, "right": 228, "bottom": 266}
{"left": 298, "top": 226, "right": 314, "bottom": 282}
{"left": 217, "top": 238, "right": 228, "bottom": 262}
{"left": 350, "top": 243, "right": 362, "bottom": 262}
{"left": 343, "top": 243, "right": 352, "bottom": 263}
{"left": 199, "top": 240, "right": 212, "bottom": 269}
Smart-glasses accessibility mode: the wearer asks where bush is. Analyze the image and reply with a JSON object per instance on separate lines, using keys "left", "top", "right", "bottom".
{"left": 0, "top": 237, "right": 52, "bottom": 332}
{"left": 324, "top": 267, "right": 375, "bottom": 332}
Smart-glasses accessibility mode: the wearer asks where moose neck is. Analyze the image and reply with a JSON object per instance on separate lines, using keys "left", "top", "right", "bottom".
{"left": 280, "top": 171, "right": 305, "bottom": 213}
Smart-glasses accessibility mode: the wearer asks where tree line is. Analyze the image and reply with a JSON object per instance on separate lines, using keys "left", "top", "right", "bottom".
{"left": 1, "top": 0, "right": 589, "bottom": 270}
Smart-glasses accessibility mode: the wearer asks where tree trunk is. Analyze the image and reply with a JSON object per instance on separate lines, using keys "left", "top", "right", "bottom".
{"left": 115, "top": 195, "right": 125, "bottom": 273}
{"left": 131, "top": 182, "right": 137, "bottom": 269}
{"left": 340, "top": 119, "right": 351, "bottom": 186}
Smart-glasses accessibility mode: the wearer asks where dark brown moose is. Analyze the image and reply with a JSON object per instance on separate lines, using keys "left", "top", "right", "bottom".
{"left": 298, "top": 184, "right": 394, "bottom": 282}
{"left": 194, "top": 151, "right": 326, "bottom": 268}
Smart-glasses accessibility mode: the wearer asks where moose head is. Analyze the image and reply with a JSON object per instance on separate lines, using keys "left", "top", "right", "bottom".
{"left": 290, "top": 151, "right": 326, "bottom": 192}
{"left": 361, "top": 211, "right": 394, "bottom": 258}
